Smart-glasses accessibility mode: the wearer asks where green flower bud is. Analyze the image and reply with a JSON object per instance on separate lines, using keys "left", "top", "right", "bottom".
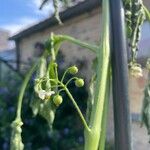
{"left": 75, "top": 78, "right": 84, "bottom": 87}
{"left": 53, "top": 95, "right": 63, "bottom": 106}
{"left": 68, "top": 66, "right": 78, "bottom": 74}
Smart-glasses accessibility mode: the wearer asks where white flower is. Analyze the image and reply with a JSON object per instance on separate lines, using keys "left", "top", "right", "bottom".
{"left": 38, "top": 90, "right": 55, "bottom": 100}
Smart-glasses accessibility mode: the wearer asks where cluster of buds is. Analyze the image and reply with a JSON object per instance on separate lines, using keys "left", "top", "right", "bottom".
{"left": 31, "top": 62, "right": 85, "bottom": 130}
{"left": 34, "top": 63, "right": 84, "bottom": 108}
{"left": 65, "top": 65, "right": 84, "bottom": 88}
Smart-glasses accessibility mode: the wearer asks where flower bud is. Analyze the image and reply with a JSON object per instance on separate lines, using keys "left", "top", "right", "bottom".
{"left": 75, "top": 78, "right": 84, "bottom": 87}
{"left": 53, "top": 95, "right": 63, "bottom": 106}
{"left": 68, "top": 66, "right": 78, "bottom": 74}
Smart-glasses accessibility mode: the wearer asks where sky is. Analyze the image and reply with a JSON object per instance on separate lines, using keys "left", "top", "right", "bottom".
{"left": 0, "top": 0, "right": 54, "bottom": 35}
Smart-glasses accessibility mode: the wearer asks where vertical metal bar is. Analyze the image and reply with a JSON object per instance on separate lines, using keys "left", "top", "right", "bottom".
{"left": 109, "top": 0, "right": 132, "bottom": 150}
{"left": 16, "top": 40, "right": 20, "bottom": 72}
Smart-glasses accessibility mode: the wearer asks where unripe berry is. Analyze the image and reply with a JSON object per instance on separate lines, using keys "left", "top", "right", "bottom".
{"left": 75, "top": 78, "right": 84, "bottom": 87}
{"left": 68, "top": 66, "right": 78, "bottom": 74}
{"left": 53, "top": 95, "right": 63, "bottom": 106}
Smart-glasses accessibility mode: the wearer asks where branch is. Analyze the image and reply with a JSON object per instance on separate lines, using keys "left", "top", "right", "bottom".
{"left": 62, "top": 84, "right": 91, "bottom": 132}
{"left": 16, "top": 62, "right": 38, "bottom": 119}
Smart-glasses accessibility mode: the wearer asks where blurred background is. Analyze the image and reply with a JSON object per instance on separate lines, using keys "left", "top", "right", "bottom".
{"left": 0, "top": 0, "right": 150, "bottom": 149}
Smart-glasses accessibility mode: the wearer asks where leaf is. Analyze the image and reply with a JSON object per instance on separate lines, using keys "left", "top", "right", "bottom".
{"left": 86, "top": 58, "right": 97, "bottom": 123}
{"left": 86, "top": 74, "right": 96, "bottom": 123}
{"left": 30, "top": 97, "right": 41, "bottom": 116}
{"left": 39, "top": 100, "right": 57, "bottom": 129}
{"left": 36, "top": 57, "right": 47, "bottom": 78}
{"left": 30, "top": 97, "right": 57, "bottom": 130}
{"left": 10, "top": 119, "right": 24, "bottom": 150}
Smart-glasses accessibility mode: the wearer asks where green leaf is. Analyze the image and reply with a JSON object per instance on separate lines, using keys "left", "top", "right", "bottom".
{"left": 30, "top": 97, "right": 57, "bottom": 130}
{"left": 36, "top": 57, "right": 47, "bottom": 78}
{"left": 30, "top": 97, "right": 41, "bottom": 116}
{"left": 10, "top": 119, "right": 24, "bottom": 150}
{"left": 39, "top": 100, "right": 57, "bottom": 129}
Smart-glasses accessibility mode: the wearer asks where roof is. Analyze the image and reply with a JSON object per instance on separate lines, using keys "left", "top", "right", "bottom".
{"left": 9, "top": 0, "right": 101, "bottom": 41}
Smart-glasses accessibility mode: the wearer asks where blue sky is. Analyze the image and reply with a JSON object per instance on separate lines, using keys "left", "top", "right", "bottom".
{"left": 0, "top": 0, "right": 54, "bottom": 35}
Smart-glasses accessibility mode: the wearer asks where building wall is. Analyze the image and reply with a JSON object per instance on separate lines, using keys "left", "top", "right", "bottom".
{"left": 143, "top": 0, "right": 150, "bottom": 9}
{"left": 0, "top": 29, "right": 9, "bottom": 51}
{"left": 19, "top": 8, "right": 101, "bottom": 81}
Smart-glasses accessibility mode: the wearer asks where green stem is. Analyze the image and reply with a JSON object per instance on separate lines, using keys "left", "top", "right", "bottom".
{"left": 84, "top": 0, "right": 110, "bottom": 149}
{"left": 53, "top": 0, "right": 63, "bottom": 25}
{"left": 130, "top": 13, "right": 143, "bottom": 60}
{"left": 142, "top": 5, "right": 150, "bottom": 22}
{"left": 51, "top": 33, "right": 56, "bottom": 61}
{"left": 61, "top": 68, "right": 70, "bottom": 82}
{"left": 63, "top": 85, "right": 91, "bottom": 132}
{"left": 16, "top": 62, "right": 38, "bottom": 119}
{"left": 98, "top": 72, "right": 111, "bottom": 150}
{"left": 65, "top": 77, "right": 78, "bottom": 86}
{"left": 55, "top": 34, "right": 99, "bottom": 53}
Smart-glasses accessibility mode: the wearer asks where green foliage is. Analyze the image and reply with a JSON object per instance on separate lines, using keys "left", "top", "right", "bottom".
{"left": 6, "top": 0, "right": 150, "bottom": 149}
{"left": 123, "top": 0, "right": 148, "bottom": 78}
{"left": 10, "top": 119, "right": 24, "bottom": 150}
{"left": 124, "top": 0, "right": 145, "bottom": 62}
{"left": 0, "top": 64, "right": 88, "bottom": 149}
{"left": 8, "top": 32, "right": 95, "bottom": 150}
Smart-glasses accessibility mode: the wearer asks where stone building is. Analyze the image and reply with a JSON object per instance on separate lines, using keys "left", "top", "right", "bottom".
{"left": 9, "top": 0, "right": 150, "bottom": 149}
{"left": 0, "top": 29, "right": 10, "bottom": 51}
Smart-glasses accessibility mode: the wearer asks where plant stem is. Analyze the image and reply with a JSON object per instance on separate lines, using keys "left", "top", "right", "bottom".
{"left": 51, "top": 33, "right": 56, "bottom": 61}
{"left": 65, "top": 77, "right": 78, "bottom": 86}
{"left": 55, "top": 35, "right": 99, "bottom": 53}
{"left": 142, "top": 5, "right": 150, "bottom": 21}
{"left": 61, "top": 68, "right": 69, "bottom": 82}
{"left": 63, "top": 85, "right": 91, "bottom": 132}
{"left": 84, "top": 0, "right": 110, "bottom": 149}
{"left": 16, "top": 62, "right": 38, "bottom": 119}
{"left": 98, "top": 73, "right": 110, "bottom": 150}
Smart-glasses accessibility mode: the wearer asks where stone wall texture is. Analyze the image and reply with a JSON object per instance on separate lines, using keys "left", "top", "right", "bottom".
{"left": 0, "top": 29, "right": 9, "bottom": 51}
